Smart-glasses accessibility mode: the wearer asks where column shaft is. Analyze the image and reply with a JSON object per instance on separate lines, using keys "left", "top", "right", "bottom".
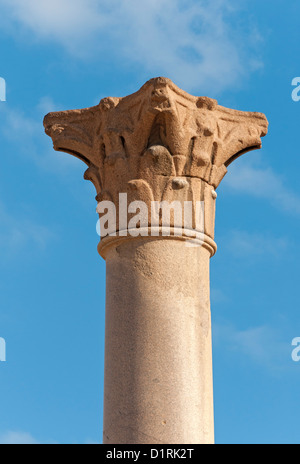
{"left": 103, "top": 238, "right": 214, "bottom": 444}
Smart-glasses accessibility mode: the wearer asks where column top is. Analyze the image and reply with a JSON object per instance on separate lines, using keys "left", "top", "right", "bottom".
{"left": 44, "top": 77, "right": 268, "bottom": 198}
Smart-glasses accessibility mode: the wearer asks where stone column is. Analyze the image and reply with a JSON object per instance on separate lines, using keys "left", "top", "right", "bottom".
{"left": 44, "top": 77, "right": 268, "bottom": 445}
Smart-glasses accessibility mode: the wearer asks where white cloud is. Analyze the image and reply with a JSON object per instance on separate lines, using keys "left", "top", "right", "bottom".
{"left": 0, "top": 199, "right": 55, "bottom": 255}
{"left": 0, "top": 431, "right": 100, "bottom": 444}
{"left": 85, "top": 439, "right": 101, "bottom": 445}
{"left": 223, "top": 157, "right": 300, "bottom": 215}
{"left": 211, "top": 288, "right": 229, "bottom": 305}
{"left": 0, "top": 0, "right": 262, "bottom": 92}
{"left": 0, "top": 431, "right": 39, "bottom": 444}
{"left": 0, "top": 102, "right": 82, "bottom": 174}
{"left": 213, "top": 323, "right": 290, "bottom": 371}
{"left": 0, "top": 0, "right": 104, "bottom": 42}
{"left": 36, "top": 97, "right": 58, "bottom": 115}
{"left": 227, "top": 230, "right": 289, "bottom": 258}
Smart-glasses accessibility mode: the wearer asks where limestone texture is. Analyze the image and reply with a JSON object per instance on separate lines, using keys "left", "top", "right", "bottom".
{"left": 44, "top": 77, "right": 268, "bottom": 444}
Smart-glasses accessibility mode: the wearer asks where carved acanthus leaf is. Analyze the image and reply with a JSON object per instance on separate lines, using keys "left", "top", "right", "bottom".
{"left": 44, "top": 77, "right": 268, "bottom": 201}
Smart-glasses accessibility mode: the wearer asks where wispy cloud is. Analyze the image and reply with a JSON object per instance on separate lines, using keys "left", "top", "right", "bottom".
{"left": 0, "top": 199, "right": 55, "bottom": 257}
{"left": 211, "top": 288, "right": 229, "bottom": 305}
{"left": 213, "top": 323, "right": 290, "bottom": 371}
{"left": 223, "top": 157, "right": 300, "bottom": 215}
{"left": 0, "top": 101, "right": 81, "bottom": 174}
{"left": 85, "top": 439, "right": 101, "bottom": 445}
{"left": 0, "top": 431, "right": 39, "bottom": 444}
{"left": 0, "top": 0, "right": 262, "bottom": 92}
{"left": 0, "top": 431, "right": 99, "bottom": 444}
{"left": 227, "top": 230, "right": 289, "bottom": 259}
{"left": 36, "top": 96, "right": 58, "bottom": 115}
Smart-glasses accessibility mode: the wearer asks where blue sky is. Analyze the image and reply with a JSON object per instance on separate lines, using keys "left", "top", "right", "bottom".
{"left": 0, "top": 0, "right": 300, "bottom": 445}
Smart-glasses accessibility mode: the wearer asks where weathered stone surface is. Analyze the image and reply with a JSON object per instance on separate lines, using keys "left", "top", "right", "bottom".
{"left": 44, "top": 78, "right": 267, "bottom": 231}
{"left": 44, "top": 78, "right": 268, "bottom": 445}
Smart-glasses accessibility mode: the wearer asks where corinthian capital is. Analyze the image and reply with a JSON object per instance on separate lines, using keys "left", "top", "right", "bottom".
{"left": 44, "top": 77, "right": 268, "bottom": 250}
